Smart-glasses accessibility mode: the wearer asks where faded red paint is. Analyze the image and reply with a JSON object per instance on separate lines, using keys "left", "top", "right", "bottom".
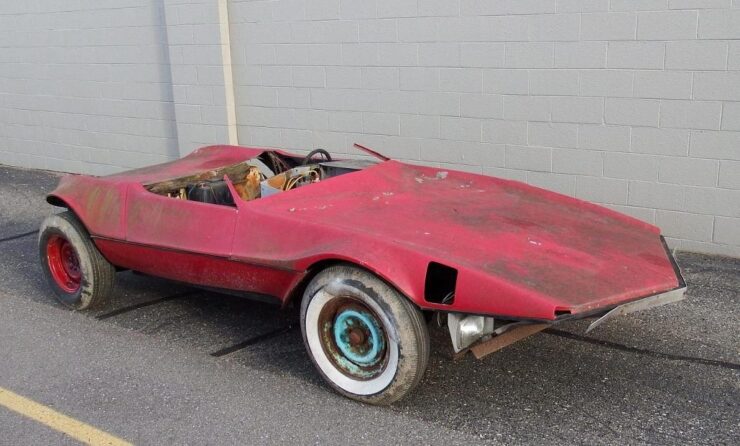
{"left": 47, "top": 145, "right": 682, "bottom": 321}
{"left": 93, "top": 238, "right": 303, "bottom": 300}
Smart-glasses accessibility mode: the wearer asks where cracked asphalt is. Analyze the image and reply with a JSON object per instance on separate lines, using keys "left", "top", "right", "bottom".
{"left": 0, "top": 164, "right": 738, "bottom": 445}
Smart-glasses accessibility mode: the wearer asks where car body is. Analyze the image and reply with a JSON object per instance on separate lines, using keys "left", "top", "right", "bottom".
{"left": 41, "top": 144, "right": 686, "bottom": 403}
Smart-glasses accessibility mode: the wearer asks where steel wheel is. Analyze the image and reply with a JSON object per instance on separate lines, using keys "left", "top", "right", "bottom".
{"left": 321, "top": 300, "right": 388, "bottom": 379}
{"left": 45, "top": 235, "right": 82, "bottom": 293}
{"left": 39, "top": 211, "right": 116, "bottom": 310}
{"left": 301, "top": 265, "right": 429, "bottom": 405}
{"left": 309, "top": 292, "right": 398, "bottom": 393}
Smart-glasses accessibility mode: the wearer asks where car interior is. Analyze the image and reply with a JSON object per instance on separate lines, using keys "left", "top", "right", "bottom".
{"left": 143, "top": 149, "right": 377, "bottom": 207}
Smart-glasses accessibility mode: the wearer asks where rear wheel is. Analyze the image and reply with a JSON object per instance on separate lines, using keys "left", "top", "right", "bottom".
{"left": 39, "top": 211, "right": 115, "bottom": 310}
{"left": 300, "top": 265, "right": 429, "bottom": 405}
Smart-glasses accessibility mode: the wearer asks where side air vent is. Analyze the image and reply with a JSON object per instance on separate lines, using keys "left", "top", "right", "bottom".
{"left": 424, "top": 262, "right": 458, "bottom": 305}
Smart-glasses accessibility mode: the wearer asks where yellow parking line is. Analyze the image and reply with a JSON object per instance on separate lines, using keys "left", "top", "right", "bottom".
{"left": 0, "top": 386, "right": 132, "bottom": 446}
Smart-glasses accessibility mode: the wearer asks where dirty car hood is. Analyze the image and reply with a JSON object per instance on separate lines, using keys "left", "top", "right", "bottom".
{"left": 258, "top": 160, "right": 681, "bottom": 316}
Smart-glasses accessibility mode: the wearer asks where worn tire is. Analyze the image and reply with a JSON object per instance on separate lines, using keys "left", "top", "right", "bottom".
{"left": 39, "top": 211, "right": 115, "bottom": 310}
{"left": 300, "top": 264, "right": 429, "bottom": 405}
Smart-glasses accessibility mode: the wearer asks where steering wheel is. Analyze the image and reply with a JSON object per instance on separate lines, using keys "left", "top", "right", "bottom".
{"left": 302, "top": 148, "right": 332, "bottom": 165}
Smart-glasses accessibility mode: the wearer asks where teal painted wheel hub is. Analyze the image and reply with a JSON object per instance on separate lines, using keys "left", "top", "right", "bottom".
{"left": 333, "top": 309, "right": 384, "bottom": 366}
{"left": 318, "top": 299, "right": 389, "bottom": 379}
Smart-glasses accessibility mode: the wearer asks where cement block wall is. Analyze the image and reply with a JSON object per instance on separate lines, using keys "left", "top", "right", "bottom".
{"left": 0, "top": 0, "right": 179, "bottom": 175}
{"left": 228, "top": 0, "right": 740, "bottom": 257}
{"left": 0, "top": 0, "right": 739, "bottom": 257}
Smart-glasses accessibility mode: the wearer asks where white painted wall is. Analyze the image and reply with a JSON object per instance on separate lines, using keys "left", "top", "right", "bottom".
{"left": 228, "top": 0, "right": 740, "bottom": 256}
{"left": 0, "top": 0, "right": 739, "bottom": 256}
{"left": 163, "top": 0, "right": 239, "bottom": 155}
{"left": 0, "top": 0, "right": 179, "bottom": 175}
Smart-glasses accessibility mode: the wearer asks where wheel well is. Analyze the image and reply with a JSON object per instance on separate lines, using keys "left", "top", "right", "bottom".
{"left": 285, "top": 259, "right": 345, "bottom": 309}
{"left": 43, "top": 204, "right": 123, "bottom": 272}
{"left": 44, "top": 198, "right": 91, "bottom": 236}
{"left": 285, "top": 259, "right": 424, "bottom": 314}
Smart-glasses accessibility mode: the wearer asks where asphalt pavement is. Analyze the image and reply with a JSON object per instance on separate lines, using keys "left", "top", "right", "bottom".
{"left": 0, "top": 164, "right": 738, "bottom": 445}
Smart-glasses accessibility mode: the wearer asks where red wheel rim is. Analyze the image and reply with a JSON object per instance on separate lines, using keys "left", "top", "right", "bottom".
{"left": 46, "top": 235, "right": 81, "bottom": 293}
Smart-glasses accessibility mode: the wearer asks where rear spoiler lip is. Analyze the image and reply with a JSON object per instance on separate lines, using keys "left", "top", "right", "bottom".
{"left": 436, "top": 236, "right": 687, "bottom": 325}
{"left": 556, "top": 235, "right": 686, "bottom": 325}
{"left": 584, "top": 283, "right": 686, "bottom": 333}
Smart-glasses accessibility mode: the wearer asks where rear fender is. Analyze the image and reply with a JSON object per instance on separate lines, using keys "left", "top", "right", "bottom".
{"left": 285, "top": 243, "right": 432, "bottom": 312}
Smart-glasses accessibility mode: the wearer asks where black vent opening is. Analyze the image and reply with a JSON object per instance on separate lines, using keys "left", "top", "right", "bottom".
{"left": 424, "top": 262, "right": 458, "bottom": 305}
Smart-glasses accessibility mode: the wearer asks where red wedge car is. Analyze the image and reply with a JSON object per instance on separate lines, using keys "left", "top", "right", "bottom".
{"left": 40, "top": 144, "right": 685, "bottom": 404}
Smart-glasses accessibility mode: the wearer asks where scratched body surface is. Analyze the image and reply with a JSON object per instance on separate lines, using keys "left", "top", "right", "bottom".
{"left": 47, "top": 145, "right": 680, "bottom": 321}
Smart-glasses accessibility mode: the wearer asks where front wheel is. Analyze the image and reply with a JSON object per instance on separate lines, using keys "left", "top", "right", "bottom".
{"left": 39, "top": 211, "right": 116, "bottom": 310}
{"left": 300, "top": 265, "right": 429, "bottom": 405}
